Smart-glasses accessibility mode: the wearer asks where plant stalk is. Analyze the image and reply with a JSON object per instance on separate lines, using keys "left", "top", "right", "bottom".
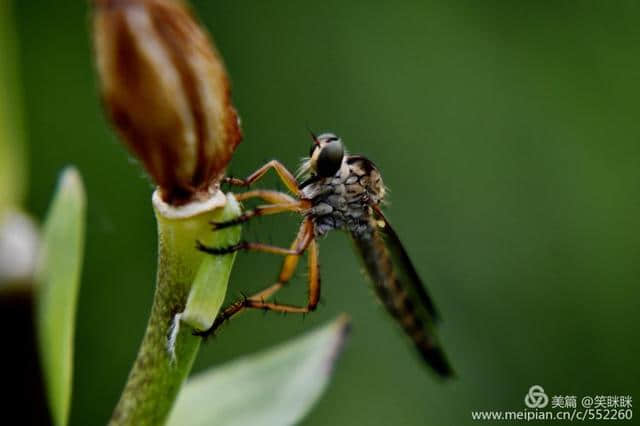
{"left": 110, "top": 190, "right": 239, "bottom": 426}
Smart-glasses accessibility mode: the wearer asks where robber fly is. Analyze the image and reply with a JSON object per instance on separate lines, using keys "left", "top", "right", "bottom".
{"left": 196, "top": 132, "right": 453, "bottom": 377}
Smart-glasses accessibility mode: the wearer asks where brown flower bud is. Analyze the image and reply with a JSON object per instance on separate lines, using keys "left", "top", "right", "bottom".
{"left": 93, "top": 0, "right": 242, "bottom": 205}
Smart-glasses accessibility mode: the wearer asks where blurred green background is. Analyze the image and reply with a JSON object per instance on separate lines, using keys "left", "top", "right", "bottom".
{"left": 6, "top": 0, "right": 640, "bottom": 424}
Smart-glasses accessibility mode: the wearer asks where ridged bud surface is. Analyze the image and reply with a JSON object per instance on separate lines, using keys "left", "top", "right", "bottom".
{"left": 94, "top": 0, "right": 242, "bottom": 205}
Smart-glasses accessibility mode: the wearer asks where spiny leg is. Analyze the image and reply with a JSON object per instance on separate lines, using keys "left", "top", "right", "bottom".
{"left": 234, "top": 189, "right": 297, "bottom": 204}
{"left": 211, "top": 199, "right": 311, "bottom": 230}
{"left": 198, "top": 240, "right": 302, "bottom": 256}
{"left": 247, "top": 231, "right": 318, "bottom": 307}
{"left": 195, "top": 221, "right": 315, "bottom": 338}
{"left": 234, "top": 239, "right": 320, "bottom": 314}
{"left": 197, "top": 218, "right": 314, "bottom": 256}
{"left": 224, "top": 160, "right": 301, "bottom": 196}
{"left": 196, "top": 238, "right": 321, "bottom": 337}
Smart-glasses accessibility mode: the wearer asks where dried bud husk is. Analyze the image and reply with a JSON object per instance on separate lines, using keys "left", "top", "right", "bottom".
{"left": 93, "top": 0, "right": 242, "bottom": 205}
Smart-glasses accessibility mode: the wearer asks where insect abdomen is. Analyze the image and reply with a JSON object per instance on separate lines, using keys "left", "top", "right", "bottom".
{"left": 352, "top": 230, "right": 453, "bottom": 377}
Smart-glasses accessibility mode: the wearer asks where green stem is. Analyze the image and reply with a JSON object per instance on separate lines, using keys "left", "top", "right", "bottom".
{"left": 110, "top": 190, "right": 239, "bottom": 426}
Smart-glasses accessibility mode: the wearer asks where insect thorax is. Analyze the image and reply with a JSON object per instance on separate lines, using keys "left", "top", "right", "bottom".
{"left": 301, "top": 156, "right": 385, "bottom": 238}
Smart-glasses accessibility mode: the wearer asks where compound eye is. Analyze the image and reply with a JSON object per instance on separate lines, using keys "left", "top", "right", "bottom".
{"left": 316, "top": 139, "right": 344, "bottom": 177}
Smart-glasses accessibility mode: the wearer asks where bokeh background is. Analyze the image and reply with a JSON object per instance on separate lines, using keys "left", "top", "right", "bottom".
{"left": 5, "top": 0, "right": 640, "bottom": 424}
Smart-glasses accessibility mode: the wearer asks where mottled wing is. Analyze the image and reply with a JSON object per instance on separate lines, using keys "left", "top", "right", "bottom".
{"left": 372, "top": 205, "right": 440, "bottom": 321}
{"left": 351, "top": 209, "right": 453, "bottom": 377}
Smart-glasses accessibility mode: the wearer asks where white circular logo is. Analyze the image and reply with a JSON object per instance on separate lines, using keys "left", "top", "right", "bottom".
{"left": 524, "top": 385, "right": 549, "bottom": 408}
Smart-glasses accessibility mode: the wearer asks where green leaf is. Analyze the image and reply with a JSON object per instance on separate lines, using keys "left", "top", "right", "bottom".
{"left": 182, "top": 194, "right": 242, "bottom": 331}
{"left": 36, "top": 167, "right": 86, "bottom": 426}
{"left": 0, "top": 0, "right": 27, "bottom": 213}
{"left": 167, "top": 315, "right": 351, "bottom": 426}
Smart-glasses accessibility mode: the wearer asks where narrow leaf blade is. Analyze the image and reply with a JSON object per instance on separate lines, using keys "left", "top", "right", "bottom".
{"left": 182, "top": 194, "right": 242, "bottom": 331}
{"left": 0, "top": 0, "right": 27, "bottom": 211}
{"left": 36, "top": 167, "right": 86, "bottom": 426}
{"left": 168, "top": 315, "right": 351, "bottom": 426}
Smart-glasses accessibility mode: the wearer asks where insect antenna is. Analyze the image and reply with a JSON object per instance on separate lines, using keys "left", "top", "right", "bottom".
{"left": 305, "top": 122, "right": 318, "bottom": 143}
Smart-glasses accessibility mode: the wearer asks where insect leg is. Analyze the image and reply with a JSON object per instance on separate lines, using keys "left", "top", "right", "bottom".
{"left": 249, "top": 220, "right": 313, "bottom": 300}
{"left": 211, "top": 199, "right": 311, "bottom": 230}
{"left": 234, "top": 238, "right": 321, "bottom": 314}
{"left": 198, "top": 240, "right": 299, "bottom": 256}
{"left": 197, "top": 219, "right": 313, "bottom": 256}
{"left": 224, "top": 160, "right": 301, "bottom": 195}
{"left": 194, "top": 221, "right": 314, "bottom": 338}
{"left": 233, "top": 189, "right": 297, "bottom": 204}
